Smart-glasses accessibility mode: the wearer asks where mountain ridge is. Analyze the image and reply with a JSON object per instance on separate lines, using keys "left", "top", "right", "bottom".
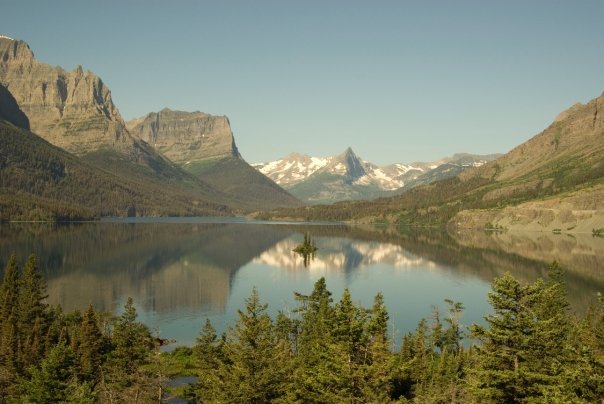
{"left": 260, "top": 91, "right": 604, "bottom": 230}
{"left": 0, "top": 36, "right": 301, "bottom": 214}
{"left": 0, "top": 36, "right": 194, "bottom": 181}
{"left": 253, "top": 148, "right": 499, "bottom": 203}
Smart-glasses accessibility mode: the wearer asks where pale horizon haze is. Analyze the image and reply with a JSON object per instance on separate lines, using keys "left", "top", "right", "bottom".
{"left": 2, "top": 1, "right": 604, "bottom": 165}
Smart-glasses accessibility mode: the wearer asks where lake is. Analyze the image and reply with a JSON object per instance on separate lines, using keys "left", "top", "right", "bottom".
{"left": 1, "top": 218, "right": 602, "bottom": 348}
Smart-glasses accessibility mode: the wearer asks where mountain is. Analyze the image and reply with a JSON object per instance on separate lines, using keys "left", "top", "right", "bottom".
{"left": 1, "top": 36, "right": 300, "bottom": 213}
{"left": 0, "top": 36, "right": 213, "bottom": 184}
{"left": 0, "top": 64, "right": 232, "bottom": 220}
{"left": 394, "top": 153, "right": 502, "bottom": 192}
{"left": 253, "top": 148, "right": 497, "bottom": 203}
{"left": 126, "top": 108, "right": 241, "bottom": 163}
{"left": 0, "top": 119, "right": 232, "bottom": 221}
{"left": 127, "top": 109, "right": 302, "bottom": 211}
{"left": 262, "top": 92, "right": 604, "bottom": 231}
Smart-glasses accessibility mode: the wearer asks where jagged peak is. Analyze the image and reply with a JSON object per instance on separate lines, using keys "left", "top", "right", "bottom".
{"left": 0, "top": 36, "right": 34, "bottom": 61}
{"left": 343, "top": 146, "right": 356, "bottom": 156}
{"left": 327, "top": 147, "right": 366, "bottom": 180}
{"left": 335, "top": 147, "right": 361, "bottom": 162}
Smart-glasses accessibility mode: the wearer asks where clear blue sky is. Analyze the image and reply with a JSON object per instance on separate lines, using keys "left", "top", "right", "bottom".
{"left": 3, "top": 1, "right": 603, "bottom": 165}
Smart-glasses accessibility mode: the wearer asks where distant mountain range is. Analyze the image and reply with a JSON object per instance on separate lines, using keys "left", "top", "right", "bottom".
{"left": 263, "top": 91, "right": 604, "bottom": 233}
{"left": 253, "top": 148, "right": 499, "bottom": 203}
{"left": 0, "top": 36, "right": 300, "bottom": 219}
{"left": 1, "top": 35, "right": 602, "bottom": 230}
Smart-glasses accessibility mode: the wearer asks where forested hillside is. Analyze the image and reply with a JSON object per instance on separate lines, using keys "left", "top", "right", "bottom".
{"left": 1, "top": 255, "right": 603, "bottom": 402}
{"left": 0, "top": 121, "right": 232, "bottom": 221}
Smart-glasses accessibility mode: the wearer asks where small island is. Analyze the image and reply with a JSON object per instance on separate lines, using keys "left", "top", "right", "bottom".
{"left": 293, "top": 232, "right": 318, "bottom": 267}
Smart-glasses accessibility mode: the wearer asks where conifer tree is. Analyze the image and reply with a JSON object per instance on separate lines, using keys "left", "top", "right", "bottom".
{"left": 333, "top": 289, "right": 367, "bottom": 400}
{"left": 290, "top": 277, "right": 349, "bottom": 402}
{"left": 442, "top": 299, "right": 464, "bottom": 355}
{"left": 17, "top": 255, "right": 48, "bottom": 368}
{"left": 189, "top": 319, "right": 225, "bottom": 402}
{"left": 218, "top": 288, "right": 290, "bottom": 403}
{"left": 0, "top": 254, "right": 21, "bottom": 396}
{"left": 363, "top": 292, "right": 393, "bottom": 402}
{"left": 77, "top": 304, "right": 105, "bottom": 382}
{"left": 471, "top": 273, "right": 540, "bottom": 402}
{"left": 21, "top": 341, "right": 78, "bottom": 402}
{"left": 109, "top": 297, "right": 151, "bottom": 375}
{"left": 470, "top": 268, "right": 576, "bottom": 402}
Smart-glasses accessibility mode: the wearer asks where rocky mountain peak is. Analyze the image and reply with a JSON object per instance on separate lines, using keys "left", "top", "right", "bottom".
{"left": 332, "top": 147, "right": 366, "bottom": 180}
{"left": 0, "top": 37, "right": 135, "bottom": 155}
{"left": 0, "top": 37, "right": 34, "bottom": 63}
{"left": 126, "top": 109, "right": 242, "bottom": 164}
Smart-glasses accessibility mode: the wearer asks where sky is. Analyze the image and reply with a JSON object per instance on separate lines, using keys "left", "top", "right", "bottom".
{"left": 2, "top": 1, "right": 604, "bottom": 165}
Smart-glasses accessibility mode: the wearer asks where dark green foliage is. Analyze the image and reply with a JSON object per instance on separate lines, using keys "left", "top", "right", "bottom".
{"left": 187, "top": 319, "right": 224, "bottom": 402}
{"left": 191, "top": 289, "right": 291, "bottom": 403}
{"left": 1, "top": 254, "right": 603, "bottom": 402}
{"left": 108, "top": 297, "right": 152, "bottom": 375}
{"left": 469, "top": 262, "right": 599, "bottom": 402}
{"left": 20, "top": 341, "right": 79, "bottom": 402}
{"left": 76, "top": 304, "right": 105, "bottom": 382}
{"left": 17, "top": 255, "right": 48, "bottom": 368}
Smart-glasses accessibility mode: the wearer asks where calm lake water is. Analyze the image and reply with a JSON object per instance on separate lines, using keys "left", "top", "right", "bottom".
{"left": 1, "top": 218, "right": 602, "bottom": 348}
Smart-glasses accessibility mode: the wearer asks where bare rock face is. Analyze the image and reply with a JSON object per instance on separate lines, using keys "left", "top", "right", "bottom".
{"left": 126, "top": 108, "right": 241, "bottom": 164}
{"left": 0, "top": 36, "right": 158, "bottom": 162}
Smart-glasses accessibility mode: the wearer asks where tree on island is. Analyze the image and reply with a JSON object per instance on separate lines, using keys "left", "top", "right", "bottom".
{"left": 293, "top": 232, "right": 318, "bottom": 267}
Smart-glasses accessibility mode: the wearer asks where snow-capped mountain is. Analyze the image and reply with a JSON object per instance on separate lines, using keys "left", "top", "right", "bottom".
{"left": 252, "top": 148, "right": 499, "bottom": 203}
{"left": 251, "top": 152, "right": 330, "bottom": 187}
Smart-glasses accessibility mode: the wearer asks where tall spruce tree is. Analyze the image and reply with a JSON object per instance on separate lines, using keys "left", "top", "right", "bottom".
{"left": 0, "top": 254, "right": 21, "bottom": 396}
{"left": 21, "top": 341, "right": 78, "bottom": 403}
{"left": 77, "top": 304, "right": 105, "bottom": 383}
{"left": 290, "top": 277, "right": 349, "bottom": 402}
{"left": 218, "top": 288, "right": 290, "bottom": 403}
{"left": 109, "top": 297, "right": 151, "bottom": 374}
{"left": 189, "top": 319, "right": 225, "bottom": 402}
{"left": 17, "top": 255, "right": 48, "bottom": 368}
{"left": 363, "top": 292, "right": 393, "bottom": 402}
{"left": 470, "top": 266, "right": 577, "bottom": 402}
{"left": 333, "top": 289, "right": 368, "bottom": 401}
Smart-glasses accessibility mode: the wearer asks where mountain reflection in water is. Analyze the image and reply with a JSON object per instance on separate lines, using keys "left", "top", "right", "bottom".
{"left": 0, "top": 220, "right": 602, "bottom": 346}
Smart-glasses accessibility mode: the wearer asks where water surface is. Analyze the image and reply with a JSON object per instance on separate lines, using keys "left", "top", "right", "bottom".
{"left": 1, "top": 219, "right": 602, "bottom": 347}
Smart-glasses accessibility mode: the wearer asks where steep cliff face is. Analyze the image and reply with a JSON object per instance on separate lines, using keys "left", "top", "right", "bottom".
{"left": 126, "top": 108, "right": 302, "bottom": 210}
{"left": 0, "top": 37, "right": 170, "bottom": 169}
{"left": 0, "top": 83, "right": 29, "bottom": 129}
{"left": 126, "top": 108, "right": 241, "bottom": 164}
